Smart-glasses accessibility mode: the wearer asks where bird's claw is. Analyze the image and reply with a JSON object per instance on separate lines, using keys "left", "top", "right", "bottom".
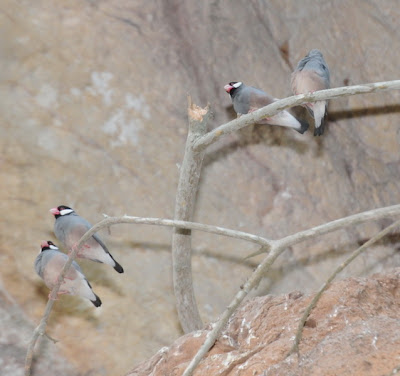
{"left": 70, "top": 242, "right": 90, "bottom": 256}
{"left": 48, "top": 293, "right": 58, "bottom": 300}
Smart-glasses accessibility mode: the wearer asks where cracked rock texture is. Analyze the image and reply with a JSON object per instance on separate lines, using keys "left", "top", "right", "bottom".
{"left": 127, "top": 269, "right": 400, "bottom": 376}
{"left": 1, "top": 0, "right": 400, "bottom": 374}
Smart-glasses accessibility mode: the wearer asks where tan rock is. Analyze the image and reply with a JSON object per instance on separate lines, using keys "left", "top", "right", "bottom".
{"left": 127, "top": 269, "right": 400, "bottom": 376}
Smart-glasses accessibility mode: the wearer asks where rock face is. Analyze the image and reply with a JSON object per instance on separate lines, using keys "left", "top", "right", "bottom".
{"left": 127, "top": 269, "right": 400, "bottom": 376}
{"left": 0, "top": 289, "right": 79, "bottom": 376}
{"left": 1, "top": 0, "right": 400, "bottom": 374}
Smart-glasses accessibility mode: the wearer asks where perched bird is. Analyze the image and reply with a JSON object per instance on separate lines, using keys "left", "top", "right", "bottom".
{"left": 224, "top": 81, "right": 309, "bottom": 134}
{"left": 35, "top": 240, "right": 102, "bottom": 307}
{"left": 50, "top": 205, "right": 124, "bottom": 273}
{"left": 291, "top": 49, "right": 330, "bottom": 136}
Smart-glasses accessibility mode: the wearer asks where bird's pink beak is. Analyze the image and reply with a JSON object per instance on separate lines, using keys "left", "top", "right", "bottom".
{"left": 49, "top": 207, "right": 60, "bottom": 215}
{"left": 224, "top": 84, "right": 233, "bottom": 93}
{"left": 40, "top": 240, "right": 49, "bottom": 248}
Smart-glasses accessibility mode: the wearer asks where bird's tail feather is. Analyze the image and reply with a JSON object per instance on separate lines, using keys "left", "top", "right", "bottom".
{"left": 91, "top": 293, "right": 102, "bottom": 307}
{"left": 266, "top": 110, "right": 304, "bottom": 132}
{"left": 313, "top": 101, "right": 327, "bottom": 136}
{"left": 113, "top": 259, "right": 124, "bottom": 273}
{"left": 99, "top": 249, "right": 124, "bottom": 273}
{"left": 297, "top": 119, "right": 310, "bottom": 134}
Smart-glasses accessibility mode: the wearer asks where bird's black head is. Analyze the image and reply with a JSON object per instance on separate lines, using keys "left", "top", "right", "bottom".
{"left": 40, "top": 240, "right": 59, "bottom": 252}
{"left": 224, "top": 81, "right": 243, "bottom": 96}
{"left": 49, "top": 205, "right": 75, "bottom": 219}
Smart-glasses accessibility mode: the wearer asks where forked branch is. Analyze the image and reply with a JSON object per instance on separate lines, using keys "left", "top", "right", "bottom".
{"left": 182, "top": 205, "right": 400, "bottom": 376}
{"left": 25, "top": 205, "right": 400, "bottom": 376}
{"left": 173, "top": 79, "right": 400, "bottom": 333}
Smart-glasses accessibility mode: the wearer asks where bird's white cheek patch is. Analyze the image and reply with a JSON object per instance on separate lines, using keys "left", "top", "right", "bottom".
{"left": 60, "top": 209, "right": 74, "bottom": 216}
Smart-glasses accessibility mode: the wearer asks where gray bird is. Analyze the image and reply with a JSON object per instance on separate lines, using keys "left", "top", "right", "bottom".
{"left": 35, "top": 240, "right": 102, "bottom": 307}
{"left": 224, "top": 81, "right": 309, "bottom": 134}
{"left": 291, "top": 49, "right": 330, "bottom": 136}
{"left": 50, "top": 205, "right": 124, "bottom": 273}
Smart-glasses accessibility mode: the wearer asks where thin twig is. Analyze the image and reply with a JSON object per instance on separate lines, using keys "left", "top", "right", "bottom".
{"left": 288, "top": 219, "right": 400, "bottom": 357}
{"left": 119, "top": 216, "right": 272, "bottom": 245}
{"left": 44, "top": 332, "right": 59, "bottom": 344}
{"left": 24, "top": 229, "right": 96, "bottom": 376}
{"left": 194, "top": 80, "right": 400, "bottom": 151}
{"left": 245, "top": 204, "right": 400, "bottom": 259}
{"left": 181, "top": 205, "right": 400, "bottom": 376}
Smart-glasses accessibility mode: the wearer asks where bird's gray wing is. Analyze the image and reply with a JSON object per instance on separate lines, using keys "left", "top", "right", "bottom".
{"left": 247, "top": 87, "right": 274, "bottom": 112}
{"left": 92, "top": 232, "right": 110, "bottom": 253}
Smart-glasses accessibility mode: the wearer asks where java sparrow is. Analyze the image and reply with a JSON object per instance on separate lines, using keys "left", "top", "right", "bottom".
{"left": 50, "top": 205, "right": 124, "bottom": 273}
{"left": 224, "top": 81, "right": 309, "bottom": 134}
{"left": 291, "top": 49, "right": 330, "bottom": 136}
{"left": 35, "top": 240, "right": 102, "bottom": 307}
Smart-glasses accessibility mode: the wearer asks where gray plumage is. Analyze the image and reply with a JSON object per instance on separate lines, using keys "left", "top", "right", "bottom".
{"left": 291, "top": 49, "right": 330, "bottom": 136}
{"left": 50, "top": 205, "right": 124, "bottom": 273}
{"left": 224, "top": 81, "right": 309, "bottom": 134}
{"left": 35, "top": 241, "right": 102, "bottom": 307}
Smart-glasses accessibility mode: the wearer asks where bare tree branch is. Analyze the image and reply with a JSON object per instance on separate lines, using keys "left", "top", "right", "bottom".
{"left": 104, "top": 215, "right": 272, "bottom": 246}
{"left": 25, "top": 204, "right": 400, "bottom": 375}
{"left": 26, "top": 79, "right": 400, "bottom": 374}
{"left": 194, "top": 80, "right": 400, "bottom": 151}
{"left": 245, "top": 204, "right": 400, "bottom": 259}
{"left": 171, "top": 98, "right": 213, "bottom": 332}
{"left": 288, "top": 219, "right": 400, "bottom": 357}
{"left": 24, "top": 215, "right": 271, "bottom": 374}
{"left": 182, "top": 204, "right": 400, "bottom": 376}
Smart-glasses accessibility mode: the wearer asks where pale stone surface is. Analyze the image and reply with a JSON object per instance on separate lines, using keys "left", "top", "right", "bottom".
{"left": 1, "top": 0, "right": 400, "bottom": 374}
